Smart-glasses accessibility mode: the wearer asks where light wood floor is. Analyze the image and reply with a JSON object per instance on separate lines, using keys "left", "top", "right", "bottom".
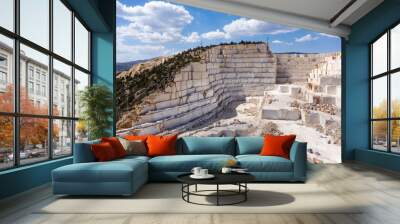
{"left": 1, "top": 162, "right": 400, "bottom": 224}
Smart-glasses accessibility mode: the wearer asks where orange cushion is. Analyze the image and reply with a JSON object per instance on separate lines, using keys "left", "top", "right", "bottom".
{"left": 146, "top": 135, "right": 177, "bottom": 157}
{"left": 101, "top": 137, "right": 126, "bottom": 158}
{"left": 124, "top": 135, "right": 148, "bottom": 141}
{"left": 91, "top": 142, "right": 117, "bottom": 162}
{"left": 260, "top": 134, "right": 296, "bottom": 159}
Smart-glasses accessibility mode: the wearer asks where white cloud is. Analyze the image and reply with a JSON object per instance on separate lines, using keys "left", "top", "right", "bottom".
{"left": 295, "top": 34, "right": 319, "bottom": 42}
{"left": 271, "top": 40, "right": 293, "bottom": 45}
{"left": 318, "top": 33, "right": 339, "bottom": 38}
{"left": 201, "top": 29, "right": 227, "bottom": 40}
{"left": 272, "top": 40, "right": 283, "bottom": 44}
{"left": 199, "top": 18, "right": 297, "bottom": 40}
{"left": 117, "top": 24, "right": 182, "bottom": 43}
{"left": 116, "top": 1, "right": 193, "bottom": 43}
{"left": 183, "top": 32, "right": 200, "bottom": 43}
{"left": 116, "top": 38, "right": 172, "bottom": 62}
{"left": 223, "top": 18, "right": 297, "bottom": 37}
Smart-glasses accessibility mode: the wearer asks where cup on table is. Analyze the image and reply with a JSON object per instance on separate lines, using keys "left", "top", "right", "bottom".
{"left": 191, "top": 167, "right": 202, "bottom": 176}
{"left": 221, "top": 167, "right": 232, "bottom": 174}
{"left": 199, "top": 169, "right": 208, "bottom": 176}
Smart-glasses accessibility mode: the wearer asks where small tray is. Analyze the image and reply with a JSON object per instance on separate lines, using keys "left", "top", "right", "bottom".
{"left": 190, "top": 174, "right": 215, "bottom": 179}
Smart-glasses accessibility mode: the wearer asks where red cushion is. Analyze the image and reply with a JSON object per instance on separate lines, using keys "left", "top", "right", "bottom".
{"left": 260, "top": 134, "right": 296, "bottom": 159}
{"left": 101, "top": 137, "right": 126, "bottom": 158}
{"left": 146, "top": 135, "right": 177, "bottom": 157}
{"left": 91, "top": 142, "right": 117, "bottom": 161}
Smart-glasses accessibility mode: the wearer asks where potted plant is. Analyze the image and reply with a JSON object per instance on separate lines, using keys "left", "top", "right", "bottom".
{"left": 79, "top": 84, "right": 113, "bottom": 140}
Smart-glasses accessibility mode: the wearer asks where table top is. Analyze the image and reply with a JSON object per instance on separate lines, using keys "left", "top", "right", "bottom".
{"left": 177, "top": 172, "right": 255, "bottom": 185}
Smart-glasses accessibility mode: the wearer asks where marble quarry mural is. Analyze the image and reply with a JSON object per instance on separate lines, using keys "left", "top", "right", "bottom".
{"left": 116, "top": 42, "right": 341, "bottom": 163}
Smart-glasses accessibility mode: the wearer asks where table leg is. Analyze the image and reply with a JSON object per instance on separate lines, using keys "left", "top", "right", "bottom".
{"left": 187, "top": 184, "right": 190, "bottom": 202}
{"left": 195, "top": 184, "right": 198, "bottom": 192}
{"left": 181, "top": 184, "right": 183, "bottom": 199}
{"left": 245, "top": 183, "right": 247, "bottom": 201}
{"left": 217, "top": 184, "right": 219, "bottom": 206}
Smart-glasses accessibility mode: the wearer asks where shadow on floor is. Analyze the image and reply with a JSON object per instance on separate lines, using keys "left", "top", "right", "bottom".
{"left": 202, "top": 190, "right": 295, "bottom": 207}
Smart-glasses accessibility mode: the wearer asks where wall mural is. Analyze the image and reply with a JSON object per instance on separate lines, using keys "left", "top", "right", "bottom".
{"left": 116, "top": 0, "right": 342, "bottom": 163}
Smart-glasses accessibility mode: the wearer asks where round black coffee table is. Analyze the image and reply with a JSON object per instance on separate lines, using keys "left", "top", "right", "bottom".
{"left": 177, "top": 173, "right": 255, "bottom": 206}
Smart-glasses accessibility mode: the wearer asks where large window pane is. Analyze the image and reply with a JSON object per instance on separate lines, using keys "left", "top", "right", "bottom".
{"left": 391, "top": 24, "right": 400, "bottom": 70}
{"left": 391, "top": 120, "right": 400, "bottom": 153}
{"left": 74, "top": 69, "right": 89, "bottom": 118}
{"left": 0, "top": 0, "right": 91, "bottom": 167}
{"left": 0, "top": 0, "right": 14, "bottom": 31}
{"left": 0, "top": 34, "right": 14, "bottom": 112}
{"left": 372, "top": 33, "right": 387, "bottom": 76}
{"left": 53, "top": 0, "right": 72, "bottom": 60}
{"left": 20, "top": 44, "right": 49, "bottom": 115}
{"left": 53, "top": 59, "right": 72, "bottom": 117}
{"left": 0, "top": 116, "right": 13, "bottom": 170}
{"left": 20, "top": 0, "right": 49, "bottom": 49}
{"left": 372, "top": 76, "right": 387, "bottom": 119}
{"left": 53, "top": 119, "right": 72, "bottom": 157}
{"left": 74, "top": 18, "right": 89, "bottom": 70}
{"left": 372, "top": 121, "right": 388, "bottom": 151}
{"left": 391, "top": 72, "right": 400, "bottom": 118}
{"left": 20, "top": 117, "right": 49, "bottom": 165}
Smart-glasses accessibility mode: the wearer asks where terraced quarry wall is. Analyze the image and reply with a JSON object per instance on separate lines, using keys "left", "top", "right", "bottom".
{"left": 117, "top": 43, "right": 277, "bottom": 134}
{"left": 116, "top": 42, "right": 340, "bottom": 136}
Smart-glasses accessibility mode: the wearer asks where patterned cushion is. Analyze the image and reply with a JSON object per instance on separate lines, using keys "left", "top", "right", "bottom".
{"left": 119, "top": 137, "right": 147, "bottom": 156}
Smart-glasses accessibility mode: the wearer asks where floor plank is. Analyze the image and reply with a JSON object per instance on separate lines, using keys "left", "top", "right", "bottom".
{"left": 1, "top": 162, "right": 400, "bottom": 224}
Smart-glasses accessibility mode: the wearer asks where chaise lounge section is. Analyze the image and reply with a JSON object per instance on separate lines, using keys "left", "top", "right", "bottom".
{"left": 52, "top": 136, "right": 307, "bottom": 196}
{"left": 52, "top": 141, "right": 149, "bottom": 196}
{"left": 235, "top": 137, "right": 307, "bottom": 182}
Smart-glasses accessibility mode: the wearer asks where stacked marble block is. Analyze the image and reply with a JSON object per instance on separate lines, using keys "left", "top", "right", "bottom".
{"left": 261, "top": 85, "right": 303, "bottom": 121}
{"left": 275, "top": 53, "right": 338, "bottom": 84}
{"left": 120, "top": 43, "right": 277, "bottom": 135}
{"left": 305, "top": 53, "right": 341, "bottom": 108}
{"left": 263, "top": 53, "right": 341, "bottom": 140}
{"left": 298, "top": 54, "right": 341, "bottom": 143}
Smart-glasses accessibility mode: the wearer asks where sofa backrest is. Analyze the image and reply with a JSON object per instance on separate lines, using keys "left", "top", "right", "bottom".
{"left": 177, "top": 137, "right": 235, "bottom": 155}
{"left": 235, "top": 136, "right": 264, "bottom": 155}
{"left": 73, "top": 136, "right": 299, "bottom": 160}
{"left": 73, "top": 140, "right": 100, "bottom": 163}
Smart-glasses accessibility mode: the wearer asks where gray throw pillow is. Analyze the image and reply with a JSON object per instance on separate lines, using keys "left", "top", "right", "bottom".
{"left": 118, "top": 137, "right": 147, "bottom": 156}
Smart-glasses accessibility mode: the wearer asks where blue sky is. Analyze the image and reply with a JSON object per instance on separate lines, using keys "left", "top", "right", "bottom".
{"left": 117, "top": 0, "right": 341, "bottom": 62}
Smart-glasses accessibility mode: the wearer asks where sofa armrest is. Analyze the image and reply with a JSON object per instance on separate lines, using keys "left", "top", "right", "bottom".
{"left": 289, "top": 141, "right": 307, "bottom": 181}
{"left": 73, "top": 140, "right": 100, "bottom": 163}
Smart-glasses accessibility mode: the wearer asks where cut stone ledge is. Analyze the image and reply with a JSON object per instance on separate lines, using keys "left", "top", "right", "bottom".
{"left": 261, "top": 108, "right": 301, "bottom": 120}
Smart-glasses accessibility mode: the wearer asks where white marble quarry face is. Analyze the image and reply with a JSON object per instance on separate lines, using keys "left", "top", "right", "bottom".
{"left": 117, "top": 43, "right": 341, "bottom": 163}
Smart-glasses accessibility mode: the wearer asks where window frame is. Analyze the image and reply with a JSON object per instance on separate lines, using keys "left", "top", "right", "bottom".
{"left": 370, "top": 21, "right": 400, "bottom": 154}
{"left": 0, "top": 0, "right": 92, "bottom": 171}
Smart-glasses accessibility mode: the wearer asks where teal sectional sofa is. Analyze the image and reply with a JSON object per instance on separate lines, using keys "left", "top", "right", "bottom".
{"left": 52, "top": 137, "right": 307, "bottom": 196}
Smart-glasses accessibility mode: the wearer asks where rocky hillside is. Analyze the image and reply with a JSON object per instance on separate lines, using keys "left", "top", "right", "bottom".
{"left": 116, "top": 41, "right": 270, "bottom": 130}
{"left": 117, "top": 59, "right": 149, "bottom": 73}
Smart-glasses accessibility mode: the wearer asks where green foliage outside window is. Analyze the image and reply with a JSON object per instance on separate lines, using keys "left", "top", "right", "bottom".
{"left": 79, "top": 84, "right": 113, "bottom": 140}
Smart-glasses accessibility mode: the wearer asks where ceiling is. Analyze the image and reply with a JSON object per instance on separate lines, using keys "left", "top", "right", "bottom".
{"left": 172, "top": 0, "right": 384, "bottom": 38}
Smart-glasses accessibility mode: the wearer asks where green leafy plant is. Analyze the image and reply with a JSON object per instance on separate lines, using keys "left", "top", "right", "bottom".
{"left": 79, "top": 84, "right": 113, "bottom": 140}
